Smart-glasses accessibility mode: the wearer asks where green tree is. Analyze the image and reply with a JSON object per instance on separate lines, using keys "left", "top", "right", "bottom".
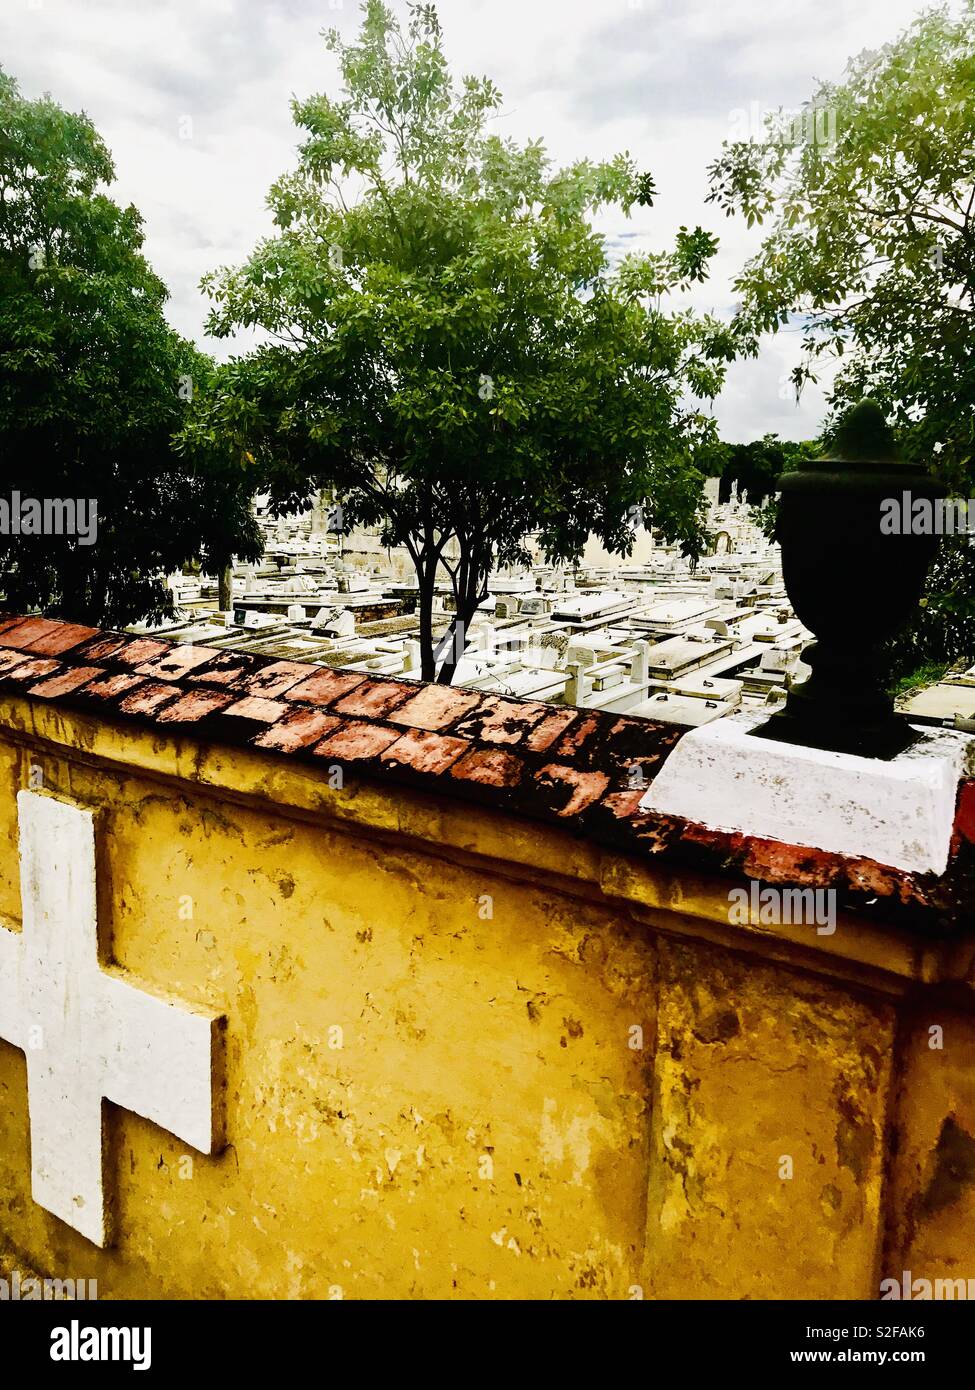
{"left": 707, "top": 4, "right": 975, "bottom": 670}
{"left": 715, "top": 435, "right": 817, "bottom": 505}
{"left": 0, "top": 69, "right": 261, "bottom": 626}
{"left": 194, "top": 0, "right": 736, "bottom": 682}
{"left": 708, "top": 4, "right": 974, "bottom": 486}
{"left": 711, "top": 435, "right": 818, "bottom": 536}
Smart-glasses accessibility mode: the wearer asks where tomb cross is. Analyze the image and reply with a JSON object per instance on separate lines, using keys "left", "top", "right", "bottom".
{"left": 0, "top": 790, "right": 222, "bottom": 1247}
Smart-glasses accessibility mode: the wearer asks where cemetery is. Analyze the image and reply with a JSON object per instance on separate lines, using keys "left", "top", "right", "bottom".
{"left": 0, "top": 596, "right": 972, "bottom": 1300}
{"left": 0, "top": 0, "right": 972, "bottom": 1338}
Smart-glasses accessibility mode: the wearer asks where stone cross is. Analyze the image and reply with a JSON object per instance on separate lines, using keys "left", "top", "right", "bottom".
{"left": 0, "top": 790, "right": 223, "bottom": 1247}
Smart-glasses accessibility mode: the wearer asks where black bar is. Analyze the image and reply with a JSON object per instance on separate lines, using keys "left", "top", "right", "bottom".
{"left": 1, "top": 1298, "right": 968, "bottom": 1374}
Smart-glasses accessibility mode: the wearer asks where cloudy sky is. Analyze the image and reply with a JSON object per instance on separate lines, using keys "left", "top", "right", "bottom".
{"left": 2, "top": 0, "right": 938, "bottom": 440}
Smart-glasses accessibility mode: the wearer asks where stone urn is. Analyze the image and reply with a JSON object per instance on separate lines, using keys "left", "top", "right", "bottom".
{"left": 755, "top": 399, "right": 945, "bottom": 759}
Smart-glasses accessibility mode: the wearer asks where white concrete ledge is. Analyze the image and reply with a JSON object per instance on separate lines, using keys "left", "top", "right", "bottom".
{"left": 638, "top": 712, "right": 975, "bottom": 876}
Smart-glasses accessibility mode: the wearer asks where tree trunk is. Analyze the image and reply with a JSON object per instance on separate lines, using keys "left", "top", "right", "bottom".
{"left": 436, "top": 597, "right": 480, "bottom": 685}
{"left": 437, "top": 540, "right": 490, "bottom": 685}
{"left": 56, "top": 548, "right": 94, "bottom": 625}
{"left": 416, "top": 564, "right": 437, "bottom": 682}
{"left": 218, "top": 562, "right": 233, "bottom": 612}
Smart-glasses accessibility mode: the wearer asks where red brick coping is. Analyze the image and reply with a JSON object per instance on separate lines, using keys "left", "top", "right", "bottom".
{"left": 0, "top": 614, "right": 972, "bottom": 934}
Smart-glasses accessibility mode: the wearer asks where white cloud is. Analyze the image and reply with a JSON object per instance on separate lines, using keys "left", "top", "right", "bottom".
{"left": 1, "top": 0, "right": 937, "bottom": 439}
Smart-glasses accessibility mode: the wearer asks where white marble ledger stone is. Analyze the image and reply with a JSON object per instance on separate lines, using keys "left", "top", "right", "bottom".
{"left": 638, "top": 712, "right": 975, "bottom": 876}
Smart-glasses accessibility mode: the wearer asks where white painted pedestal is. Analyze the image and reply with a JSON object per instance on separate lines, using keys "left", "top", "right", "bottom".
{"left": 638, "top": 712, "right": 974, "bottom": 875}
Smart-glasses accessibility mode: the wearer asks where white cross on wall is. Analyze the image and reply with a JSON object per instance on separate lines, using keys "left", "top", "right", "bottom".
{"left": 0, "top": 790, "right": 223, "bottom": 1247}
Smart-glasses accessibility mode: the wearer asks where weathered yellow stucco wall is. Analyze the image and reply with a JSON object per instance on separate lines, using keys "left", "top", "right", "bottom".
{"left": 0, "top": 697, "right": 973, "bottom": 1299}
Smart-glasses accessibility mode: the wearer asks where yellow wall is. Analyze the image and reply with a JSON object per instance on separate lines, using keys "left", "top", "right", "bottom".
{"left": 0, "top": 697, "right": 973, "bottom": 1299}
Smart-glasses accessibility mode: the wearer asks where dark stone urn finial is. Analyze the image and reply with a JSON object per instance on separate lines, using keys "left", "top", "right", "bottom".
{"left": 754, "top": 399, "right": 945, "bottom": 759}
